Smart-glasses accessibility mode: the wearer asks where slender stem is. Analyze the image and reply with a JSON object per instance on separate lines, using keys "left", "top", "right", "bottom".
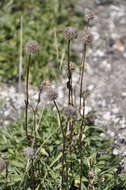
{"left": 32, "top": 108, "right": 37, "bottom": 147}
{"left": 67, "top": 40, "right": 72, "bottom": 105}
{"left": 25, "top": 54, "right": 31, "bottom": 140}
{"left": 88, "top": 159, "right": 94, "bottom": 190}
{"left": 79, "top": 43, "right": 87, "bottom": 112}
{"left": 71, "top": 71, "right": 73, "bottom": 105}
{"left": 79, "top": 100, "right": 85, "bottom": 190}
{"left": 79, "top": 43, "right": 87, "bottom": 190}
{"left": 69, "top": 119, "right": 74, "bottom": 175}
{"left": 35, "top": 86, "right": 43, "bottom": 113}
{"left": 67, "top": 39, "right": 74, "bottom": 188}
{"left": 53, "top": 100, "right": 66, "bottom": 190}
{"left": 31, "top": 159, "right": 35, "bottom": 190}
{"left": 18, "top": 16, "right": 23, "bottom": 117}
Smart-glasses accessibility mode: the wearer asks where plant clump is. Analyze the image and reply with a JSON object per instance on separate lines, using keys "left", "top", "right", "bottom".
{"left": 0, "top": 6, "right": 125, "bottom": 190}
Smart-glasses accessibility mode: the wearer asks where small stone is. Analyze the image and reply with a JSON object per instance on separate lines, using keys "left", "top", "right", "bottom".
{"left": 113, "top": 149, "right": 119, "bottom": 155}
{"left": 113, "top": 39, "right": 125, "bottom": 52}
{"left": 103, "top": 112, "right": 111, "bottom": 121}
{"left": 95, "top": 0, "right": 113, "bottom": 5}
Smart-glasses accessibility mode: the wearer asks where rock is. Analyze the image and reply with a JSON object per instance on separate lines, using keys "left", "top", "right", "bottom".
{"left": 95, "top": 0, "right": 113, "bottom": 5}
{"left": 113, "top": 148, "right": 119, "bottom": 155}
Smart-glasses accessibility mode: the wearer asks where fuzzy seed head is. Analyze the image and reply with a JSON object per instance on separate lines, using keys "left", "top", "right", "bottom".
{"left": 63, "top": 105, "right": 77, "bottom": 119}
{"left": 0, "top": 158, "right": 6, "bottom": 172}
{"left": 82, "top": 90, "right": 90, "bottom": 99}
{"left": 87, "top": 13, "right": 94, "bottom": 21}
{"left": 84, "top": 32, "right": 92, "bottom": 44}
{"left": 85, "top": 10, "right": 94, "bottom": 22}
{"left": 46, "top": 88, "right": 58, "bottom": 101}
{"left": 23, "top": 147, "right": 34, "bottom": 159}
{"left": 64, "top": 27, "right": 77, "bottom": 41}
{"left": 78, "top": 32, "right": 92, "bottom": 45}
{"left": 40, "top": 80, "right": 52, "bottom": 91}
{"left": 25, "top": 40, "right": 39, "bottom": 54}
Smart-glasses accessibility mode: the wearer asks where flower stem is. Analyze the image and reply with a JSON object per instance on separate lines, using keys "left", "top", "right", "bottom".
{"left": 67, "top": 40, "right": 72, "bottom": 105}
{"left": 79, "top": 43, "right": 87, "bottom": 190}
{"left": 25, "top": 54, "right": 31, "bottom": 140}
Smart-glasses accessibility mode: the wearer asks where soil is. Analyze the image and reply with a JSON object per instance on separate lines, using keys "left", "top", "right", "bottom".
{"left": 75, "top": 0, "right": 126, "bottom": 164}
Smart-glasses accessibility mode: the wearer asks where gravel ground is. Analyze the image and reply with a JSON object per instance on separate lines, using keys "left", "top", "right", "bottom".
{"left": 0, "top": 0, "right": 126, "bottom": 171}
{"left": 75, "top": 0, "right": 126, "bottom": 167}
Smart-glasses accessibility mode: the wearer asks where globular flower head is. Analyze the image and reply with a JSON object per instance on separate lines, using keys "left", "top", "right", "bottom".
{"left": 40, "top": 80, "right": 52, "bottom": 91}
{"left": 85, "top": 9, "right": 94, "bottom": 22}
{"left": 64, "top": 27, "right": 77, "bottom": 41}
{"left": 0, "top": 158, "right": 6, "bottom": 172}
{"left": 46, "top": 88, "right": 58, "bottom": 101}
{"left": 23, "top": 147, "right": 34, "bottom": 159}
{"left": 82, "top": 89, "right": 90, "bottom": 99}
{"left": 86, "top": 13, "right": 94, "bottom": 21}
{"left": 78, "top": 31, "right": 92, "bottom": 45}
{"left": 24, "top": 40, "right": 39, "bottom": 55}
{"left": 63, "top": 105, "right": 77, "bottom": 119}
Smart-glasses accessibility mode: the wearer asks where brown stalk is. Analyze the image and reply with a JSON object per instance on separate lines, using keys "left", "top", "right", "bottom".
{"left": 25, "top": 54, "right": 31, "bottom": 140}
{"left": 88, "top": 159, "right": 95, "bottom": 190}
{"left": 79, "top": 43, "right": 87, "bottom": 190}
{"left": 67, "top": 39, "right": 74, "bottom": 188}
{"left": 67, "top": 40, "right": 73, "bottom": 105}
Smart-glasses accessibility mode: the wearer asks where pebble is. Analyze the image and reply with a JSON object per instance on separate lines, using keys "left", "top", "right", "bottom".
{"left": 95, "top": 0, "right": 113, "bottom": 5}
{"left": 113, "top": 148, "right": 119, "bottom": 155}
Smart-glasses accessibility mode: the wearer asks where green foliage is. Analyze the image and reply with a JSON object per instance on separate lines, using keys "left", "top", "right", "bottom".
{"left": 0, "top": 108, "right": 124, "bottom": 190}
{"left": 0, "top": 0, "right": 84, "bottom": 85}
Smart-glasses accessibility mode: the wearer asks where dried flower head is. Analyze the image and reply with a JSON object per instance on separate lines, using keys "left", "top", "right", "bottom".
{"left": 0, "top": 158, "right": 6, "bottom": 172}
{"left": 40, "top": 80, "right": 52, "bottom": 91}
{"left": 63, "top": 105, "right": 77, "bottom": 119}
{"left": 85, "top": 9, "right": 94, "bottom": 22}
{"left": 23, "top": 147, "right": 34, "bottom": 159}
{"left": 85, "top": 111, "right": 96, "bottom": 125}
{"left": 78, "top": 31, "right": 92, "bottom": 45}
{"left": 64, "top": 27, "right": 77, "bottom": 41}
{"left": 24, "top": 40, "right": 39, "bottom": 54}
{"left": 88, "top": 170, "right": 95, "bottom": 178}
{"left": 82, "top": 89, "right": 90, "bottom": 99}
{"left": 86, "top": 13, "right": 94, "bottom": 21}
{"left": 46, "top": 88, "right": 58, "bottom": 101}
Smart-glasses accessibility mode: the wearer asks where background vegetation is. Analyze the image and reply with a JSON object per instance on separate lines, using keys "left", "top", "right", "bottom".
{"left": 0, "top": 0, "right": 83, "bottom": 85}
